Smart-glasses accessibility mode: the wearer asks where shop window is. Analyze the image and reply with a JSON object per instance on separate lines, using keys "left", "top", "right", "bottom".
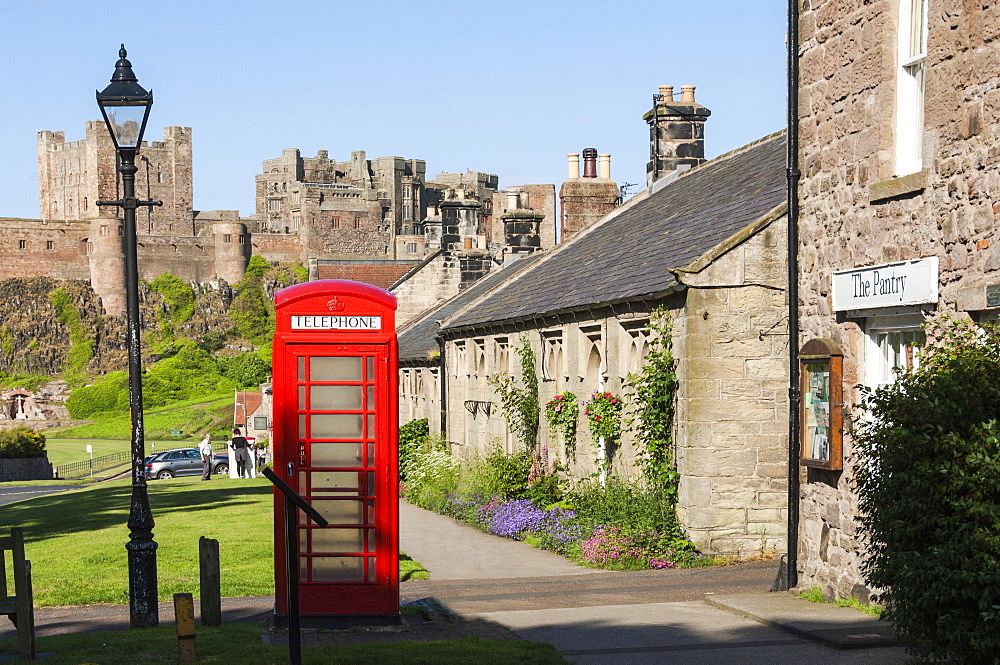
{"left": 865, "top": 315, "right": 926, "bottom": 389}
{"left": 799, "top": 338, "right": 844, "bottom": 471}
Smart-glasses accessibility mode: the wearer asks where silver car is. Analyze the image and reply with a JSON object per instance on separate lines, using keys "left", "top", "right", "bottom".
{"left": 144, "top": 448, "right": 229, "bottom": 480}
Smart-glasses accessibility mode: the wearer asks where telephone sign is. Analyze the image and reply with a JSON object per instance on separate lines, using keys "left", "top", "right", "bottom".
{"left": 271, "top": 280, "right": 399, "bottom": 620}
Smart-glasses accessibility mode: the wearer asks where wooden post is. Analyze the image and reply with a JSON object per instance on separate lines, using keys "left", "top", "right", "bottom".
{"left": 0, "top": 528, "right": 36, "bottom": 661}
{"left": 173, "top": 592, "right": 197, "bottom": 663}
{"left": 199, "top": 536, "right": 221, "bottom": 626}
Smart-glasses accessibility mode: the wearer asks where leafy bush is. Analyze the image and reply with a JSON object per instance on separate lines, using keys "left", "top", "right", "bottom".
{"left": 488, "top": 336, "right": 539, "bottom": 449}
{"left": 398, "top": 418, "right": 429, "bottom": 481}
{"left": 149, "top": 274, "right": 196, "bottom": 324}
{"left": 49, "top": 287, "right": 95, "bottom": 386}
{"left": 854, "top": 316, "right": 1000, "bottom": 664}
{"left": 401, "top": 437, "right": 461, "bottom": 511}
{"left": 65, "top": 371, "right": 130, "bottom": 418}
{"left": 230, "top": 256, "right": 273, "bottom": 342}
{"left": 0, "top": 426, "right": 46, "bottom": 458}
{"left": 219, "top": 353, "right": 271, "bottom": 388}
{"left": 568, "top": 477, "right": 682, "bottom": 537}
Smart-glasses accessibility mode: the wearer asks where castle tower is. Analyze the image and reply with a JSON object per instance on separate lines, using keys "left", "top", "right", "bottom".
{"left": 212, "top": 222, "right": 250, "bottom": 285}
{"left": 88, "top": 217, "right": 126, "bottom": 316}
{"left": 37, "top": 122, "right": 195, "bottom": 235}
{"left": 558, "top": 148, "right": 618, "bottom": 242}
{"left": 644, "top": 85, "right": 711, "bottom": 187}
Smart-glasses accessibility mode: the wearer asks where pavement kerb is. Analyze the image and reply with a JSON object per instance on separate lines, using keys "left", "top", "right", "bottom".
{"left": 704, "top": 592, "right": 897, "bottom": 650}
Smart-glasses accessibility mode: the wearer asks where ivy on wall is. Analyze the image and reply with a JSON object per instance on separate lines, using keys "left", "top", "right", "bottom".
{"left": 488, "top": 335, "right": 539, "bottom": 449}
{"left": 230, "top": 255, "right": 273, "bottom": 342}
{"left": 626, "top": 308, "right": 679, "bottom": 491}
{"left": 48, "top": 287, "right": 95, "bottom": 387}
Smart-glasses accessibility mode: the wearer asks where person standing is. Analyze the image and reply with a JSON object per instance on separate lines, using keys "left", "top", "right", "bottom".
{"left": 199, "top": 433, "right": 213, "bottom": 481}
{"left": 230, "top": 427, "right": 251, "bottom": 479}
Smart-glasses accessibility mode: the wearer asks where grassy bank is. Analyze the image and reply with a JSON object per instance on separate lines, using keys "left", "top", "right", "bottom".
{"left": 2, "top": 623, "right": 565, "bottom": 664}
{"left": 51, "top": 394, "right": 233, "bottom": 440}
{"left": 3, "top": 475, "right": 425, "bottom": 606}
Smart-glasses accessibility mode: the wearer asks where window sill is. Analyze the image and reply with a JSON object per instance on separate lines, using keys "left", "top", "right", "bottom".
{"left": 868, "top": 170, "right": 927, "bottom": 203}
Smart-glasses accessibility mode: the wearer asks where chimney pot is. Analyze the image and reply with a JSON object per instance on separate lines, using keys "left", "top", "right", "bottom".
{"left": 658, "top": 85, "right": 674, "bottom": 101}
{"left": 680, "top": 85, "right": 696, "bottom": 103}
{"left": 582, "top": 148, "right": 598, "bottom": 178}
{"left": 506, "top": 191, "right": 519, "bottom": 209}
{"left": 463, "top": 237, "right": 473, "bottom": 250}
{"left": 599, "top": 154, "right": 611, "bottom": 180}
{"left": 567, "top": 153, "right": 580, "bottom": 180}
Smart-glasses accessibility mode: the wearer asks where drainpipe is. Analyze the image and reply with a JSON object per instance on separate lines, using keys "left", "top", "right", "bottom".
{"left": 785, "top": 0, "right": 802, "bottom": 592}
{"left": 435, "top": 334, "right": 447, "bottom": 439}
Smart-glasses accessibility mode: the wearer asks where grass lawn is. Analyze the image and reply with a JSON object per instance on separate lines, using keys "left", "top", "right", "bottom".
{"left": 44, "top": 439, "right": 186, "bottom": 468}
{"left": 51, "top": 394, "right": 233, "bottom": 440}
{"left": 4, "top": 622, "right": 566, "bottom": 664}
{"left": 3, "top": 475, "right": 425, "bottom": 606}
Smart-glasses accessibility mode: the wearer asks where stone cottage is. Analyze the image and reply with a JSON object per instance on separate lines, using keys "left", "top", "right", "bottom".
{"left": 794, "top": 0, "right": 1000, "bottom": 597}
{"left": 400, "top": 109, "right": 791, "bottom": 555}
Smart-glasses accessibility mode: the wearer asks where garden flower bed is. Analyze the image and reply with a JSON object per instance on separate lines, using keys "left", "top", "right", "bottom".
{"left": 399, "top": 427, "right": 703, "bottom": 571}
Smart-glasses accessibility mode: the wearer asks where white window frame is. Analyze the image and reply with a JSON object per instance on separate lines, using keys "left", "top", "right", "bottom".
{"left": 864, "top": 314, "right": 926, "bottom": 390}
{"left": 895, "top": 0, "right": 928, "bottom": 176}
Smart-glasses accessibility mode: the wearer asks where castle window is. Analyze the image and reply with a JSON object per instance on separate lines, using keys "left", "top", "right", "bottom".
{"left": 84, "top": 197, "right": 88, "bottom": 210}
{"left": 87, "top": 241, "right": 93, "bottom": 254}
{"left": 268, "top": 199, "right": 281, "bottom": 212}
{"left": 896, "top": 0, "right": 928, "bottom": 175}
{"left": 403, "top": 203, "right": 411, "bottom": 221}
{"left": 157, "top": 172, "right": 162, "bottom": 183}
{"left": 46, "top": 241, "right": 54, "bottom": 250}
{"left": 223, "top": 234, "right": 232, "bottom": 243}
{"left": 406, "top": 242, "right": 417, "bottom": 254}
{"left": 354, "top": 219, "right": 361, "bottom": 230}
{"left": 18, "top": 240, "right": 26, "bottom": 250}
{"left": 292, "top": 215, "right": 301, "bottom": 231}
{"left": 100, "top": 225, "right": 109, "bottom": 236}
{"left": 238, "top": 235, "right": 245, "bottom": 244}
{"left": 118, "top": 226, "right": 124, "bottom": 236}
{"left": 332, "top": 217, "right": 341, "bottom": 229}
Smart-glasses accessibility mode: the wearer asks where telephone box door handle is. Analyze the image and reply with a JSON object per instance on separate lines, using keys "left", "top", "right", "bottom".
{"left": 287, "top": 462, "right": 294, "bottom": 477}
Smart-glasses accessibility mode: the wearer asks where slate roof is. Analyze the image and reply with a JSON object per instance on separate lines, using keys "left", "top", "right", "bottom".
{"left": 397, "top": 253, "right": 544, "bottom": 362}
{"left": 443, "top": 132, "right": 787, "bottom": 331}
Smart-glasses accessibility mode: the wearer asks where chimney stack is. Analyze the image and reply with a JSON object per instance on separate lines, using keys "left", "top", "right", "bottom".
{"left": 644, "top": 84, "right": 711, "bottom": 188}
{"left": 559, "top": 146, "right": 619, "bottom": 242}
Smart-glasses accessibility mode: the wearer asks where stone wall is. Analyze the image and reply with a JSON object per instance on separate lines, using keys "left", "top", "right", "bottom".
{"left": 674, "top": 211, "right": 789, "bottom": 555}
{"left": 796, "top": 0, "right": 1000, "bottom": 597}
{"left": 399, "top": 365, "right": 440, "bottom": 431}
{"left": 0, "top": 455, "right": 53, "bottom": 481}
{"left": 391, "top": 252, "right": 465, "bottom": 325}
{"left": 0, "top": 219, "right": 91, "bottom": 280}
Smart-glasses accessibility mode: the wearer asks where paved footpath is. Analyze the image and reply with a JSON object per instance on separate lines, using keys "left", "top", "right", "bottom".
{"left": 400, "top": 500, "right": 907, "bottom": 664}
{"left": 3, "top": 500, "right": 908, "bottom": 664}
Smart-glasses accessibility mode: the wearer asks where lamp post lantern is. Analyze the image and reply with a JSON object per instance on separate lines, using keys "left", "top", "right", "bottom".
{"left": 96, "top": 44, "right": 163, "bottom": 628}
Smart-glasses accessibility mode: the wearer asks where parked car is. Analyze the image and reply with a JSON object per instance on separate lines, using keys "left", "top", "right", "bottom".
{"left": 144, "top": 448, "right": 229, "bottom": 480}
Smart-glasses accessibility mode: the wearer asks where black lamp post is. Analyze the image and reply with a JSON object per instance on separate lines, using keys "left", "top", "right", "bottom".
{"left": 96, "top": 44, "right": 163, "bottom": 629}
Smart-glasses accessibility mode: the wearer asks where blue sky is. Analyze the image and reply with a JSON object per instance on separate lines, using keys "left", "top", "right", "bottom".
{"left": 0, "top": 0, "right": 787, "bottom": 219}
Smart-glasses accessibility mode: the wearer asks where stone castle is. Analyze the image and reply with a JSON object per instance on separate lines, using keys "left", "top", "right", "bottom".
{"left": 1, "top": 117, "right": 624, "bottom": 316}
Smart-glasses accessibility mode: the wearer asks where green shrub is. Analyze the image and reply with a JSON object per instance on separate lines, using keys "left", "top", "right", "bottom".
{"left": 854, "top": 316, "right": 1000, "bottom": 664}
{"left": 49, "top": 287, "right": 95, "bottom": 386}
{"left": 65, "top": 371, "right": 130, "bottom": 418}
{"left": 459, "top": 444, "right": 532, "bottom": 501}
{"left": 149, "top": 274, "right": 196, "bottom": 323}
{"left": 219, "top": 353, "right": 271, "bottom": 388}
{"left": 398, "top": 418, "right": 429, "bottom": 481}
{"left": 0, "top": 426, "right": 46, "bottom": 458}
{"left": 488, "top": 336, "right": 539, "bottom": 449}
{"left": 402, "top": 437, "right": 460, "bottom": 511}
{"left": 231, "top": 256, "right": 273, "bottom": 342}
{"left": 568, "top": 477, "right": 682, "bottom": 537}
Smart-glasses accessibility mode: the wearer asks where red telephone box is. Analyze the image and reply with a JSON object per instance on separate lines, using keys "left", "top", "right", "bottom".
{"left": 271, "top": 280, "right": 398, "bottom": 619}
